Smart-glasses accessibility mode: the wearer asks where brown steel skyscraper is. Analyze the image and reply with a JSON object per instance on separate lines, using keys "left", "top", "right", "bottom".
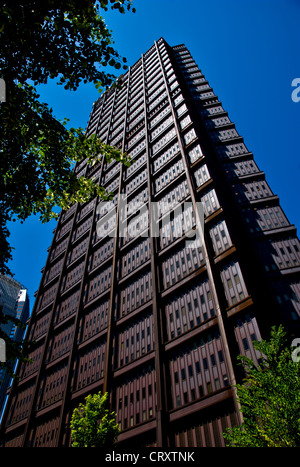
{"left": 1, "top": 38, "right": 300, "bottom": 448}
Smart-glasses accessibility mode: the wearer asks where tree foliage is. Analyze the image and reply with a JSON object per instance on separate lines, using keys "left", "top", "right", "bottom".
{"left": 224, "top": 325, "right": 300, "bottom": 447}
{"left": 1, "top": 0, "right": 135, "bottom": 89}
{"left": 0, "top": 0, "right": 135, "bottom": 276}
{"left": 70, "top": 392, "right": 119, "bottom": 448}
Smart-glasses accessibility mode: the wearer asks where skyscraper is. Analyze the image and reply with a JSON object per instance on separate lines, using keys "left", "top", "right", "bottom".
{"left": 1, "top": 38, "right": 299, "bottom": 448}
{"left": 0, "top": 275, "right": 29, "bottom": 417}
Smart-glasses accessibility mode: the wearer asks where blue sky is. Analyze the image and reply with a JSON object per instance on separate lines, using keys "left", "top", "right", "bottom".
{"left": 7, "top": 0, "right": 300, "bottom": 313}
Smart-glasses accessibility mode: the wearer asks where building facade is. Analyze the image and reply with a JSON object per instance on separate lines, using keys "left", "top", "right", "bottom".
{"left": 0, "top": 275, "right": 29, "bottom": 417}
{"left": 1, "top": 38, "right": 300, "bottom": 448}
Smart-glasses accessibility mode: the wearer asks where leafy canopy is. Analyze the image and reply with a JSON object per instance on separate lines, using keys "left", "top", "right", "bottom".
{"left": 0, "top": 1, "right": 135, "bottom": 276}
{"left": 1, "top": 0, "right": 135, "bottom": 90}
{"left": 224, "top": 325, "right": 300, "bottom": 447}
{"left": 70, "top": 392, "right": 119, "bottom": 448}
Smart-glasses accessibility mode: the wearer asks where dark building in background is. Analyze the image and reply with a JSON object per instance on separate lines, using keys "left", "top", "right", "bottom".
{"left": 0, "top": 275, "right": 29, "bottom": 418}
{"left": 1, "top": 38, "right": 300, "bottom": 447}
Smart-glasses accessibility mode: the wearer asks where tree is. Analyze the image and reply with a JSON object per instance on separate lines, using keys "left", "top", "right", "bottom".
{"left": 70, "top": 392, "right": 119, "bottom": 448}
{"left": 0, "top": 1, "right": 134, "bottom": 372}
{"left": 223, "top": 325, "right": 300, "bottom": 447}
{"left": 0, "top": 0, "right": 135, "bottom": 276}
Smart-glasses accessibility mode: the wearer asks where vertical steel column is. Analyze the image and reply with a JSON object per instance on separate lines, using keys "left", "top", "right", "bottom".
{"left": 21, "top": 195, "right": 82, "bottom": 446}
{"left": 155, "top": 39, "right": 243, "bottom": 426}
{"left": 23, "top": 93, "right": 106, "bottom": 447}
{"left": 30, "top": 92, "right": 109, "bottom": 447}
{"left": 103, "top": 69, "right": 132, "bottom": 398}
{"left": 58, "top": 86, "right": 123, "bottom": 445}
{"left": 0, "top": 221, "right": 65, "bottom": 441}
{"left": 56, "top": 164, "right": 106, "bottom": 446}
{"left": 140, "top": 52, "right": 167, "bottom": 448}
{"left": 0, "top": 209, "right": 60, "bottom": 438}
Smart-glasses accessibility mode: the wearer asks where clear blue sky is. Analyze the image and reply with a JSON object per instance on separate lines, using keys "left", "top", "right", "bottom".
{"left": 7, "top": 0, "right": 300, "bottom": 314}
